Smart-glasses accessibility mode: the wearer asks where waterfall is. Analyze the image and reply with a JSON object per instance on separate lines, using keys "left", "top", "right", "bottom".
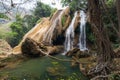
{"left": 43, "top": 10, "right": 63, "bottom": 44}
{"left": 79, "top": 10, "right": 87, "bottom": 51}
{"left": 64, "top": 11, "right": 77, "bottom": 54}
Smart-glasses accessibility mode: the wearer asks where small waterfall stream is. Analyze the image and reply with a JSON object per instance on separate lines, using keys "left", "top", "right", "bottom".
{"left": 43, "top": 10, "right": 63, "bottom": 44}
{"left": 79, "top": 10, "right": 87, "bottom": 51}
{"left": 64, "top": 12, "right": 77, "bottom": 54}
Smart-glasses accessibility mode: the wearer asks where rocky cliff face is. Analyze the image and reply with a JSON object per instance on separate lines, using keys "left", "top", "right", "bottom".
{"left": 12, "top": 7, "right": 72, "bottom": 54}
{"left": 12, "top": 17, "right": 50, "bottom": 54}
{"left": 12, "top": 7, "right": 83, "bottom": 56}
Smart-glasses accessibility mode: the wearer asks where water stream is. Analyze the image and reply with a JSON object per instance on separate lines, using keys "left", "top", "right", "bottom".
{"left": 79, "top": 10, "right": 87, "bottom": 51}
{"left": 43, "top": 10, "right": 63, "bottom": 44}
{"left": 64, "top": 12, "right": 77, "bottom": 54}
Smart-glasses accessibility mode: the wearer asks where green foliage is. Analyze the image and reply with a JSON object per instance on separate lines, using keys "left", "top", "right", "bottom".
{"left": 0, "top": 32, "right": 12, "bottom": 41}
{"left": 0, "top": 22, "right": 12, "bottom": 40}
{"left": 49, "top": 8, "right": 57, "bottom": 20}
{"left": 34, "top": 2, "right": 52, "bottom": 21}
{"left": 112, "top": 44, "right": 119, "bottom": 49}
{"left": 7, "top": 1, "right": 53, "bottom": 47}
{"left": 36, "top": 18, "right": 42, "bottom": 24}
{"left": 8, "top": 15, "right": 27, "bottom": 47}
{"left": 102, "top": 2, "right": 119, "bottom": 46}
{"left": 22, "top": 1, "right": 54, "bottom": 33}
{"left": 61, "top": 16, "right": 66, "bottom": 27}
{"left": 0, "top": 30, "right": 9, "bottom": 39}
{"left": 86, "top": 23, "right": 95, "bottom": 44}
{"left": 23, "top": 15, "right": 36, "bottom": 31}
{"left": 106, "top": 0, "right": 115, "bottom": 7}
{"left": 61, "top": 0, "right": 87, "bottom": 12}
{"left": 110, "top": 74, "right": 120, "bottom": 80}
{"left": 0, "top": 13, "right": 9, "bottom": 19}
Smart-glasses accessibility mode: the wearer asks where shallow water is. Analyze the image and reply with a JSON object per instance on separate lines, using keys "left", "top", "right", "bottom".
{"left": 0, "top": 55, "right": 89, "bottom": 80}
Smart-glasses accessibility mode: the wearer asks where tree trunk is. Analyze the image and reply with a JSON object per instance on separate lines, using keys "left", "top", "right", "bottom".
{"left": 88, "top": 0, "right": 114, "bottom": 76}
{"left": 116, "top": 0, "right": 120, "bottom": 40}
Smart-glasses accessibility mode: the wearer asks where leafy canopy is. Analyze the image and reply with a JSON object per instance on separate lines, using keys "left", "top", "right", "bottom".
{"left": 61, "top": 0, "right": 87, "bottom": 12}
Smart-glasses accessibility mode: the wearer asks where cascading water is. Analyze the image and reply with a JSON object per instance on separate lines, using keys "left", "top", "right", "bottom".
{"left": 43, "top": 10, "right": 63, "bottom": 44}
{"left": 64, "top": 12, "right": 77, "bottom": 54}
{"left": 79, "top": 10, "right": 87, "bottom": 51}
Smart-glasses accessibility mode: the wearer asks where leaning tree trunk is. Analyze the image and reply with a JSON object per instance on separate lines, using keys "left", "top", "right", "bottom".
{"left": 88, "top": 0, "right": 114, "bottom": 77}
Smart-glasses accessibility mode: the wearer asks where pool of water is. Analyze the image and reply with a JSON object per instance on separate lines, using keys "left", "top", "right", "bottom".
{"left": 0, "top": 55, "right": 89, "bottom": 80}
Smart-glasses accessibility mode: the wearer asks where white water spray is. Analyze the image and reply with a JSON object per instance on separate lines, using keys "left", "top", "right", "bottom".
{"left": 79, "top": 10, "right": 87, "bottom": 51}
{"left": 63, "top": 11, "right": 77, "bottom": 54}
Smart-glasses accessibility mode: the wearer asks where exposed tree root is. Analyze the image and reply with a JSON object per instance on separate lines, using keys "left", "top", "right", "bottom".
{"left": 90, "top": 75, "right": 110, "bottom": 80}
{"left": 90, "top": 71, "right": 120, "bottom": 80}
{"left": 88, "top": 62, "right": 111, "bottom": 74}
{"left": 88, "top": 62, "right": 114, "bottom": 80}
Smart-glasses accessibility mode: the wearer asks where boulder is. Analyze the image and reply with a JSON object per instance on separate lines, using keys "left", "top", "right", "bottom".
{"left": 21, "top": 38, "right": 64, "bottom": 57}
{"left": 66, "top": 48, "right": 80, "bottom": 56}
{"left": 66, "top": 48, "right": 90, "bottom": 58}
{"left": 21, "top": 38, "right": 47, "bottom": 57}
{"left": 47, "top": 46, "right": 64, "bottom": 55}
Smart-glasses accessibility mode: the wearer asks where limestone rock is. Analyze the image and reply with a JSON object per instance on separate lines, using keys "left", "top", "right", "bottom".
{"left": 74, "top": 11, "right": 80, "bottom": 30}
{"left": 66, "top": 48, "right": 80, "bottom": 56}
{"left": 13, "top": 7, "right": 71, "bottom": 53}
{"left": 66, "top": 48, "right": 90, "bottom": 58}
{"left": 47, "top": 46, "right": 64, "bottom": 55}
{"left": 0, "top": 39, "right": 12, "bottom": 58}
{"left": 13, "top": 17, "right": 50, "bottom": 54}
{"left": 21, "top": 38, "right": 64, "bottom": 57}
{"left": 21, "top": 38, "right": 47, "bottom": 57}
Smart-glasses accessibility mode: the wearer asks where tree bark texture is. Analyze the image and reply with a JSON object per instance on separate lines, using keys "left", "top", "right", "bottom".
{"left": 88, "top": 0, "right": 114, "bottom": 62}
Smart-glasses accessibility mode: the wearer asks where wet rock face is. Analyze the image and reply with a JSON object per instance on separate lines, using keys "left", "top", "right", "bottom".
{"left": 21, "top": 38, "right": 64, "bottom": 57}
{"left": 13, "top": 8, "right": 71, "bottom": 54}
{"left": 52, "top": 8, "right": 71, "bottom": 45}
{"left": 48, "top": 46, "right": 64, "bottom": 55}
{"left": 13, "top": 7, "right": 84, "bottom": 56}
{"left": 66, "top": 48, "right": 90, "bottom": 58}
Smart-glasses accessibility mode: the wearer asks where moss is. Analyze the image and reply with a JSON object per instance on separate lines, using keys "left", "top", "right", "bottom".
{"left": 36, "top": 18, "right": 42, "bottom": 24}
{"left": 49, "top": 8, "right": 57, "bottom": 20}
{"left": 61, "top": 16, "right": 66, "bottom": 27}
